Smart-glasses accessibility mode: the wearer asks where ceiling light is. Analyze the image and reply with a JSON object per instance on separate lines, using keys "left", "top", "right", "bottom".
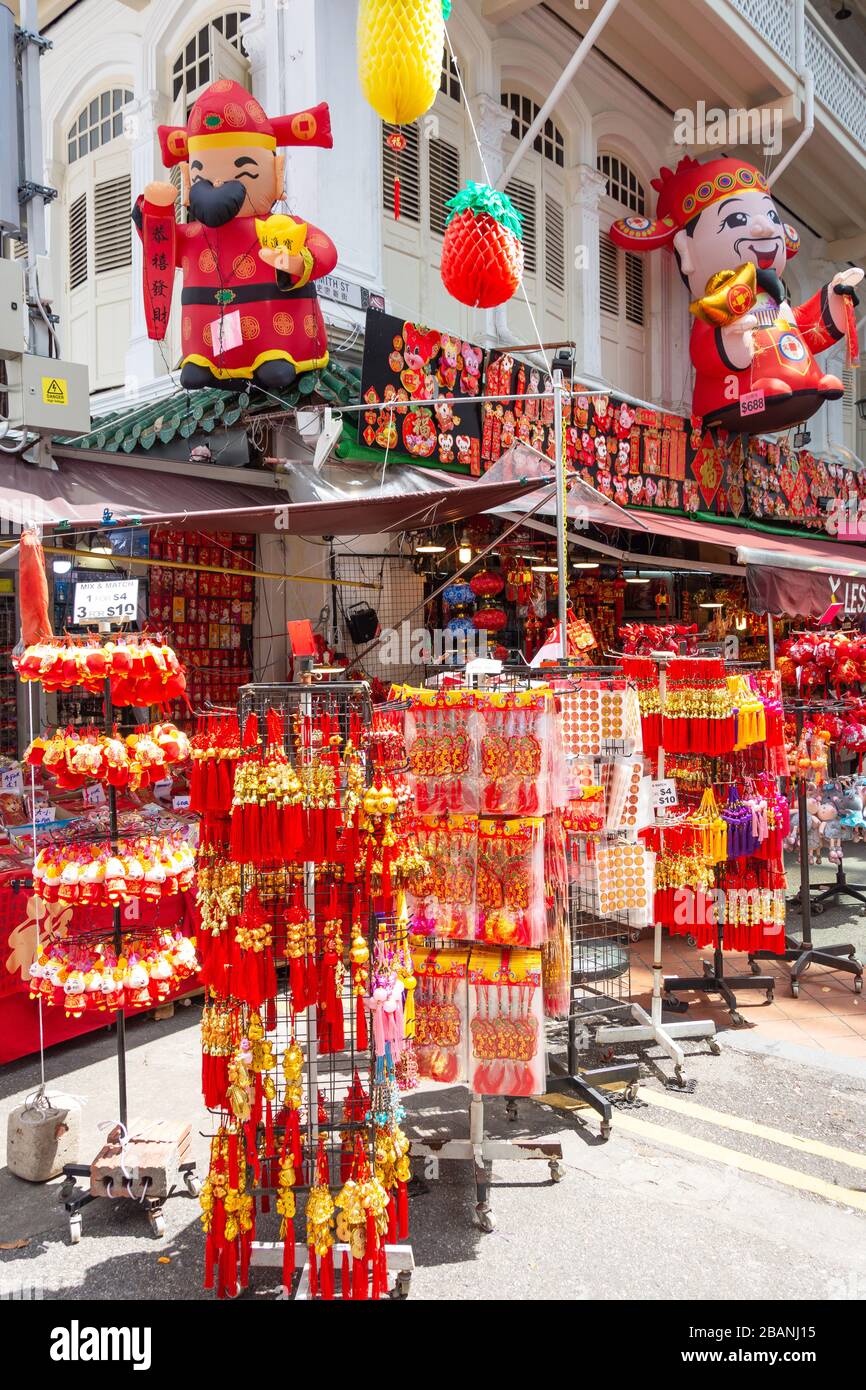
{"left": 52, "top": 559, "right": 72, "bottom": 575}
{"left": 573, "top": 561, "right": 599, "bottom": 569}
{"left": 89, "top": 534, "right": 113, "bottom": 555}
{"left": 531, "top": 562, "right": 558, "bottom": 573}
{"left": 625, "top": 575, "right": 649, "bottom": 584}
{"left": 458, "top": 543, "right": 472, "bottom": 565}
{"left": 700, "top": 601, "right": 724, "bottom": 609}
{"left": 415, "top": 541, "right": 447, "bottom": 554}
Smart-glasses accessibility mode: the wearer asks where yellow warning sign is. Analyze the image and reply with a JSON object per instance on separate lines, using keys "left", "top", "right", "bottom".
{"left": 41, "top": 376, "right": 68, "bottom": 406}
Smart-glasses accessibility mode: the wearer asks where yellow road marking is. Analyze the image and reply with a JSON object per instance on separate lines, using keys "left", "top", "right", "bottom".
{"left": 613, "top": 1111, "right": 866, "bottom": 1212}
{"left": 638, "top": 1087, "right": 866, "bottom": 1174}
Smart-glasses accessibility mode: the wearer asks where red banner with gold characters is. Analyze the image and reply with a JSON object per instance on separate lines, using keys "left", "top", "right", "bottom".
{"left": 141, "top": 201, "right": 177, "bottom": 342}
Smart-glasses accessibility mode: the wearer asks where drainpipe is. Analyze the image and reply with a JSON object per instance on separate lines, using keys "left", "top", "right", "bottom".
{"left": 768, "top": 0, "right": 814, "bottom": 187}
{"left": 496, "top": 0, "right": 621, "bottom": 190}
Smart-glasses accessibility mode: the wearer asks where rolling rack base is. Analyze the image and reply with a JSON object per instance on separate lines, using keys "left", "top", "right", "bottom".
{"left": 60, "top": 1125, "right": 201, "bottom": 1244}
{"left": 408, "top": 1093, "right": 564, "bottom": 1234}
{"left": 544, "top": 1060, "right": 639, "bottom": 1141}
{"left": 250, "top": 1242, "right": 416, "bottom": 1300}
{"left": 664, "top": 946, "right": 776, "bottom": 1026}
{"left": 594, "top": 1002, "right": 720, "bottom": 1085}
{"left": 749, "top": 935, "right": 863, "bottom": 998}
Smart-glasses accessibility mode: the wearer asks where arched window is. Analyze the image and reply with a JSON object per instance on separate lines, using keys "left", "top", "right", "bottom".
{"left": 171, "top": 11, "right": 250, "bottom": 105}
{"left": 499, "top": 91, "right": 567, "bottom": 338}
{"left": 597, "top": 153, "right": 645, "bottom": 215}
{"left": 597, "top": 150, "right": 648, "bottom": 397}
{"left": 67, "top": 88, "right": 132, "bottom": 163}
{"left": 440, "top": 48, "right": 462, "bottom": 103}
{"left": 502, "top": 92, "right": 564, "bottom": 168}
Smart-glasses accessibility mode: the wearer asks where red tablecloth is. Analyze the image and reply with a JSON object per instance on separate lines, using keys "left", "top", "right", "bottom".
{"left": 0, "top": 876, "right": 200, "bottom": 1064}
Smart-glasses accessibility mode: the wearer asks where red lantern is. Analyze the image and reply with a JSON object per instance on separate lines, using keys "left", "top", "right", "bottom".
{"left": 473, "top": 607, "right": 507, "bottom": 632}
{"left": 470, "top": 570, "right": 505, "bottom": 599}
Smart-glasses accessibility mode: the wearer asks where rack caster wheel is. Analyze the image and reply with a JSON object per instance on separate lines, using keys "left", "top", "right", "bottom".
{"left": 59, "top": 1180, "right": 76, "bottom": 1203}
{"left": 184, "top": 1172, "right": 202, "bottom": 1198}
{"left": 148, "top": 1209, "right": 166, "bottom": 1239}
{"left": 600, "top": 1120, "right": 611, "bottom": 1141}
{"left": 730, "top": 1010, "right": 746, "bottom": 1026}
{"left": 68, "top": 1214, "right": 82, "bottom": 1245}
{"left": 749, "top": 959, "right": 762, "bottom": 975}
{"left": 791, "top": 980, "right": 800, "bottom": 998}
{"left": 686, "top": 934, "right": 697, "bottom": 948}
{"left": 630, "top": 929, "right": 642, "bottom": 943}
{"left": 812, "top": 903, "right": 824, "bottom": 915}
{"left": 390, "top": 1273, "right": 412, "bottom": 1300}
{"left": 505, "top": 1099, "right": 518, "bottom": 1122}
{"left": 765, "top": 989, "right": 774, "bottom": 1004}
{"left": 674, "top": 1064, "right": 686, "bottom": 1088}
{"left": 624, "top": 1082, "right": 639, "bottom": 1102}
{"left": 475, "top": 1206, "right": 496, "bottom": 1234}
{"left": 549, "top": 1160, "right": 565, "bottom": 1183}
{"left": 709, "top": 1039, "right": 721, "bottom": 1056}
{"left": 855, "top": 977, "right": 863, "bottom": 995}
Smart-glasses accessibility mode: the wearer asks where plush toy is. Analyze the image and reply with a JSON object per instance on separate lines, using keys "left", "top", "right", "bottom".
{"left": 610, "top": 156, "right": 862, "bottom": 433}
{"left": 133, "top": 80, "right": 336, "bottom": 391}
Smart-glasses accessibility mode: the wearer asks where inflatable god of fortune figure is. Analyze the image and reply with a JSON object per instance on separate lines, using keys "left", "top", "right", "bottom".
{"left": 610, "top": 156, "right": 862, "bottom": 433}
{"left": 133, "top": 80, "right": 337, "bottom": 391}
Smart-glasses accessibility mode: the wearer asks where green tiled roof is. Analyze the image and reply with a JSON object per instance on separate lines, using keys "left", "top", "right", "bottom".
{"left": 59, "top": 361, "right": 362, "bottom": 454}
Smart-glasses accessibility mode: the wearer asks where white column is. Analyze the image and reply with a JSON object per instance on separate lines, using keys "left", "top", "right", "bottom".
{"left": 567, "top": 162, "right": 607, "bottom": 381}
{"left": 471, "top": 94, "right": 514, "bottom": 345}
{"left": 124, "top": 90, "right": 169, "bottom": 389}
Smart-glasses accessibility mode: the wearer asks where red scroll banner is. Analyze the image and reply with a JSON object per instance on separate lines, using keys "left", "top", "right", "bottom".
{"left": 141, "top": 200, "right": 177, "bottom": 341}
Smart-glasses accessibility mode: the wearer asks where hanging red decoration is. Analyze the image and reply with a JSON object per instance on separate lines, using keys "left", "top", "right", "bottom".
{"left": 469, "top": 569, "right": 506, "bottom": 599}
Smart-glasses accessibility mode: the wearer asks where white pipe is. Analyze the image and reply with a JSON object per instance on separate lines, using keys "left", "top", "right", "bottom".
{"left": 496, "top": 0, "right": 621, "bottom": 190}
{"left": 768, "top": 0, "right": 813, "bottom": 189}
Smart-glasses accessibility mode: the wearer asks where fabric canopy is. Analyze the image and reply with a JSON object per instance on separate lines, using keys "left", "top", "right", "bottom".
{"left": 597, "top": 506, "right": 866, "bottom": 578}
{"left": 2, "top": 455, "right": 283, "bottom": 530}
{"left": 5, "top": 452, "right": 554, "bottom": 537}
{"left": 107, "top": 473, "right": 556, "bottom": 535}
{"left": 747, "top": 565, "right": 866, "bottom": 620}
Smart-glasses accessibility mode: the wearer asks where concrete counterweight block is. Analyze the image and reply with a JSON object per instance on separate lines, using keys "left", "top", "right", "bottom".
{"left": 6, "top": 1095, "right": 81, "bottom": 1182}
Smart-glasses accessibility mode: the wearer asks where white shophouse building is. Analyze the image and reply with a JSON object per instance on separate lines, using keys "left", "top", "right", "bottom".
{"left": 12, "top": 0, "right": 863, "bottom": 462}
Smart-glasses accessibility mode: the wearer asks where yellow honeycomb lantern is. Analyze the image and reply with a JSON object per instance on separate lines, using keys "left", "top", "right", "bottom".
{"left": 357, "top": 0, "right": 446, "bottom": 126}
{"left": 254, "top": 215, "right": 307, "bottom": 254}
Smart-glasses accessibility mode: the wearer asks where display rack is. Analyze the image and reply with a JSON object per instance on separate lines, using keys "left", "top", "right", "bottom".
{"left": 658, "top": 659, "right": 777, "bottom": 1025}
{"left": 36, "top": 641, "right": 201, "bottom": 1240}
{"left": 749, "top": 702, "right": 863, "bottom": 998}
{"left": 544, "top": 840, "right": 640, "bottom": 1137}
{"left": 233, "top": 682, "right": 416, "bottom": 1298}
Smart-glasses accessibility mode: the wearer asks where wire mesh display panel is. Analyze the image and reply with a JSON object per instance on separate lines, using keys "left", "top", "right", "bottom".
{"left": 332, "top": 552, "right": 427, "bottom": 687}
{"left": 234, "top": 681, "right": 374, "bottom": 1199}
{"left": 565, "top": 833, "right": 638, "bottom": 1067}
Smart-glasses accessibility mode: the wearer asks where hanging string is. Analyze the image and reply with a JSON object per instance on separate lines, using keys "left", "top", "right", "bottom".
{"left": 444, "top": 22, "right": 552, "bottom": 377}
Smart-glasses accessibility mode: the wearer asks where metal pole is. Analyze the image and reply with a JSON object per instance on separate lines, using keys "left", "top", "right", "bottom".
{"left": 497, "top": 0, "right": 621, "bottom": 191}
{"left": 767, "top": 613, "right": 776, "bottom": 670}
{"left": 19, "top": 0, "right": 52, "bottom": 357}
{"left": 104, "top": 673, "right": 128, "bottom": 1130}
{"left": 795, "top": 703, "right": 813, "bottom": 951}
{"left": 553, "top": 367, "right": 568, "bottom": 655}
